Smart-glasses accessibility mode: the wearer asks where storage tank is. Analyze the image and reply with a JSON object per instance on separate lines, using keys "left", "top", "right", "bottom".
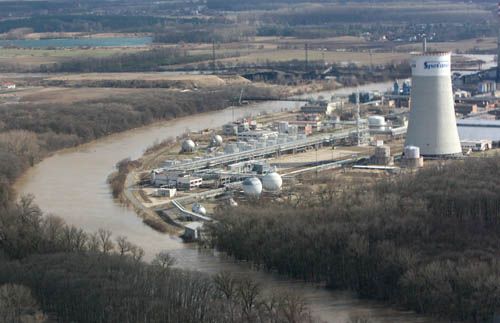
{"left": 242, "top": 177, "right": 262, "bottom": 197}
{"left": 405, "top": 52, "right": 461, "bottom": 157}
{"left": 192, "top": 203, "right": 207, "bottom": 216}
{"left": 210, "top": 134, "right": 223, "bottom": 147}
{"left": 181, "top": 139, "right": 196, "bottom": 152}
{"left": 368, "top": 116, "right": 387, "bottom": 128}
{"left": 404, "top": 146, "right": 420, "bottom": 159}
{"left": 262, "top": 172, "right": 283, "bottom": 192}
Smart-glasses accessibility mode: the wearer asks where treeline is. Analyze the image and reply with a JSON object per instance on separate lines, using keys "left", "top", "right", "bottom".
{"left": 0, "top": 195, "right": 313, "bottom": 322}
{"left": 41, "top": 48, "right": 213, "bottom": 73}
{"left": 0, "top": 15, "right": 167, "bottom": 33}
{"left": 208, "top": 157, "right": 500, "bottom": 322}
{"left": 153, "top": 24, "right": 256, "bottom": 44}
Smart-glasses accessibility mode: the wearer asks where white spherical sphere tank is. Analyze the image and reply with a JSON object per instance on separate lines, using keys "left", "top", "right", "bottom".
{"left": 262, "top": 172, "right": 283, "bottom": 192}
{"left": 404, "top": 146, "right": 420, "bottom": 159}
{"left": 211, "top": 135, "right": 223, "bottom": 147}
{"left": 242, "top": 177, "right": 262, "bottom": 197}
{"left": 192, "top": 203, "right": 207, "bottom": 216}
{"left": 182, "top": 139, "right": 196, "bottom": 152}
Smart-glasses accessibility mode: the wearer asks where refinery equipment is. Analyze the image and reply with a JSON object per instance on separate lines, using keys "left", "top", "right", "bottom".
{"left": 181, "top": 139, "right": 196, "bottom": 153}
{"left": 242, "top": 177, "right": 263, "bottom": 197}
{"left": 405, "top": 52, "right": 462, "bottom": 157}
{"left": 262, "top": 172, "right": 283, "bottom": 192}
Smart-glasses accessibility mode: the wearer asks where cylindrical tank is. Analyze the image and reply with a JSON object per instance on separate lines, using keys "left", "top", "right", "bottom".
{"left": 181, "top": 139, "right": 196, "bottom": 152}
{"left": 368, "top": 116, "right": 387, "bottom": 127}
{"left": 404, "top": 146, "right": 420, "bottom": 159}
{"left": 262, "top": 172, "right": 283, "bottom": 192}
{"left": 192, "top": 203, "right": 207, "bottom": 216}
{"left": 405, "top": 52, "right": 461, "bottom": 156}
{"left": 242, "top": 177, "right": 262, "bottom": 197}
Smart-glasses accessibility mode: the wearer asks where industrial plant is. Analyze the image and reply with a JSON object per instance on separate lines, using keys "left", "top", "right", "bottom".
{"left": 123, "top": 46, "right": 500, "bottom": 242}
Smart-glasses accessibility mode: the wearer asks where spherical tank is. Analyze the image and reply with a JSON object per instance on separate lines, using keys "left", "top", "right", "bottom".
{"left": 192, "top": 203, "right": 207, "bottom": 216}
{"left": 242, "top": 177, "right": 262, "bottom": 197}
{"left": 182, "top": 139, "right": 196, "bottom": 152}
{"left": 262, "top": 172, "right": 283, "bottom": 192}
{"left": 211, "top": 135, "right": 223, "bottom": 147}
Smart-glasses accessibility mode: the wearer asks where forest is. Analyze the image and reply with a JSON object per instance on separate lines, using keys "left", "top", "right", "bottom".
{"left": 207, "top": 157, "right": 500, "bottom": 322}
{"left": 0, "top": 195, "right": 314, "bottom": 322}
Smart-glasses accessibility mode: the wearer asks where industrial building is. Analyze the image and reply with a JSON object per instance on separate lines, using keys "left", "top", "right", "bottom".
{"left": 405, "top": 52, "right": 462, "bottom": 157}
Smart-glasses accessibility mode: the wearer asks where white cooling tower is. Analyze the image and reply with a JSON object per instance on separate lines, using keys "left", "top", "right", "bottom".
{"left": 404, "top": 52, "right": 462, "bottom": 157}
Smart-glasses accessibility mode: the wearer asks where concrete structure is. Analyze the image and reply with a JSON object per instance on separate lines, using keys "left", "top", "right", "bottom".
{"left": 300, "top": 100, "right": 336, "bottom": 115}
{"left": 154, "top": 187, "right": 177, "bottom": 198}
{"left": 405, "top": 52, "right": 462, "bottom": 157}
{"left": 372, "top": 145, "right": 394, "bottom": 165}
{"left": 177, "top": 175, "right": 203, "bottom": 190}
{"left": 184, "top": 222, "right": 204, "bottom": 241}
{"left": 223, "top": 123, "right": 238, "bottom": 135}
{"left": 238, "top": 130, "right": 279, "bottom": 141}
{"left": 455, "top": 103, "right": 478, "bottom": 116}
{"left": 461, "top": 140, "right": 492, "bottom": 152}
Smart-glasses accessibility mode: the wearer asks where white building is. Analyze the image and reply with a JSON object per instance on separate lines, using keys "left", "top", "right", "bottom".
{"left": 177, "top": 175, "right": 203, "bottom": 190}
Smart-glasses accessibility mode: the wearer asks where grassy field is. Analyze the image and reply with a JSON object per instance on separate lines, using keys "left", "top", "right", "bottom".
{"left": 0, "top": 47, "right": 148, "bottom": 66}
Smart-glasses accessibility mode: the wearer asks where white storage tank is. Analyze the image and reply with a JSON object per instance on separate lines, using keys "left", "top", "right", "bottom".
{"left": 262, "top": 172, "right": 283, "bottom": 192}
{"left": 242, "top": 177, "right": 262, "bottom": 197}
{"left": 181, "top": 139, "right": 196, "bottom": 152}
{"left": 192, "top": 203, "right": 207, "bottom": 216}
{"left": 404, "top": 146, "right": 420, "bottom": 159}
{"left": 211, "top": 134, "right": 223, "bottom": 147}
{"left": 368, "top": 116, "right": 387, "bottom": 128}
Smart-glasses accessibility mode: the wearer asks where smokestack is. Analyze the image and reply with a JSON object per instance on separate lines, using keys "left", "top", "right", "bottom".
{"left": 404, "top": 52, "right": 462, "bottom": 157}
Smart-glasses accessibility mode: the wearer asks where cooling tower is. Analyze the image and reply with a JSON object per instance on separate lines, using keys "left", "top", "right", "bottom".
{"left": 404, "top": 52, "right": 462, "bottom": 157}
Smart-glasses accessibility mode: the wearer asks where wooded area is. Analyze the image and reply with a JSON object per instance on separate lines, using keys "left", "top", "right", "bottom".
{"left": 208, "top": 158, "right": 500, "bottom": 322}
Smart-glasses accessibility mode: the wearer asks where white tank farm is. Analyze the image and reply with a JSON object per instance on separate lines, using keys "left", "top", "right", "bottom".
{"left": 181, "top": 139, "right": 196, "bottom": 152}
{"left": 404, "top": 146, "right": 420, "bottom": 159}
{"left": 262, "top": 172, "right": 283, "bottom": 192}
{"left": 405, "top": 52, "right": 461, "bottom": 157}
{"left": 242, "top": 177, "right": 262, "bottom": 197}
{"left": 192, "top": 203, "right": 207, "bottom": 216}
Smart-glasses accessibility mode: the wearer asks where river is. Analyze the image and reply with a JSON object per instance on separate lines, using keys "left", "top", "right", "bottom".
{"left": 15, "top": 81, "right": 433, "bottom": 323}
